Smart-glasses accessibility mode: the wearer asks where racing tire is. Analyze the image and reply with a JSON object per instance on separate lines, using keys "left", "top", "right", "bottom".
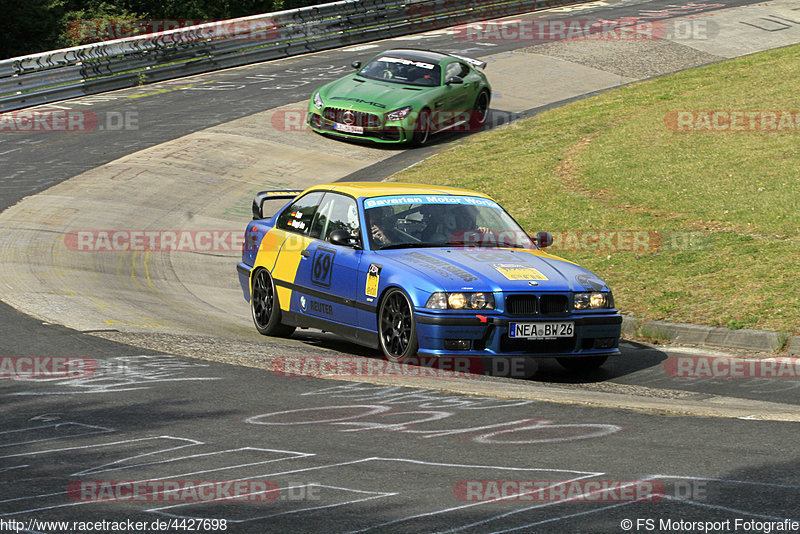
{"left": 469, "top": 90, "right": 490, "bottom": 131}
{"left": 378, "top": 288, "right": 419, "bottom": 363}
{"left": 556, "top": 355, "right": 608, "bottom": 373}
{"left": 411, "top": 108, "right": 432, "bottom": 147}
{"left": 251, "top": 268, "right": 295, "bottom": 337}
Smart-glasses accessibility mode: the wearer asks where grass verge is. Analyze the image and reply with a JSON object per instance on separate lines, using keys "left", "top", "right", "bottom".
{"left": 392, "top": 43, "right": 800, "bottom": 335}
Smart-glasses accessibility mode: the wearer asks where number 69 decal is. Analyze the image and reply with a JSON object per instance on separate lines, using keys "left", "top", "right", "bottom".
{"left": 311, "top": 247, "right": 335, "bottom": 287}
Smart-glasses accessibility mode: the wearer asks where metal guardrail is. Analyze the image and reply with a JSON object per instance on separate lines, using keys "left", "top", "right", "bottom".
{"left": 0, "top": 0, "right": 590, "bottom": 112}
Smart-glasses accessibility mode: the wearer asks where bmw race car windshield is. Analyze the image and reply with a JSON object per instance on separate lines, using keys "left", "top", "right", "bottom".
{"left": 363, "top": 195, "right": 536, "bottom": 250}
{"left": 358, "top": 55, "right": 441, "bottom": 87}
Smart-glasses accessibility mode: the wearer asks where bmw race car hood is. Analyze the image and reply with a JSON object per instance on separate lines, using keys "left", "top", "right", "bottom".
{"left": 379, "top": 248, "right": 611, "bottom": 293}
{"left": 319, "top": 76, "right": 423, "bottom": 111}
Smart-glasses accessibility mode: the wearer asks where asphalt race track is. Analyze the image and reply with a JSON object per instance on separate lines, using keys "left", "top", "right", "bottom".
{"left": 1, "top": 0, "right": 799, "bottom": 532}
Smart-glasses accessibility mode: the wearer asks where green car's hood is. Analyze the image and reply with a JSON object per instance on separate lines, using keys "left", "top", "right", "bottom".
{"left": 319, "top": 76, "right": 430, "bottom": 112}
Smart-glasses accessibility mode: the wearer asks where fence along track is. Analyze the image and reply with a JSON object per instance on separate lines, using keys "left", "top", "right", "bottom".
{"left": 0, "top": 0, "right": 588, "bottom": 112}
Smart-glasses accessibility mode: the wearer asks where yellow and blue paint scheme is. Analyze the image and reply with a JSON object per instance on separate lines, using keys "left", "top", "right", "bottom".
{"left": 237, "top": 183, "right": 622, "bottom": 358}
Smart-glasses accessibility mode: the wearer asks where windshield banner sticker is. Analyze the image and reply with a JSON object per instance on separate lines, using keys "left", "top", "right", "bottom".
{"left": 364, "top": 195, "right": 501, "bottom": 210}
{"left": 377, "top": 56, "right": 435, "bottom": 70}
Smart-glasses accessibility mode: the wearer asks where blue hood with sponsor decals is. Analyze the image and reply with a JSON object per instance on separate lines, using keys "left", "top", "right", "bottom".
{"left": 376, "top": 247, "right": 610, "bottom": 293}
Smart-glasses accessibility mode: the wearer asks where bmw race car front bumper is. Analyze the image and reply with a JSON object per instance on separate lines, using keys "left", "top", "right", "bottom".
{"left": 414, "top": 311, "right": 622, "bottom": 358}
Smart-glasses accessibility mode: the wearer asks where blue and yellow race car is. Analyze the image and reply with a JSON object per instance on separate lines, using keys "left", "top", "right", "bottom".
{"left": 237, "top": 183, "right": 621, "bottom": 372}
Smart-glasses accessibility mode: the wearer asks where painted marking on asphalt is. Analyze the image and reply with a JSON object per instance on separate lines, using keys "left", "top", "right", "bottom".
{"left": 7, "top": 355, "right": 221, "bottom": 396}
{"left": 0, "top": 422, "right": 113, "bottom": 448}
{"left": 246, "top": 403, "right": 622, "bottom": 445}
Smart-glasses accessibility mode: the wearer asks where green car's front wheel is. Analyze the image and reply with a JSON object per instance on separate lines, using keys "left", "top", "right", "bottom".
{"left": 411, "top": 108, "right": 432, "bottom": 147}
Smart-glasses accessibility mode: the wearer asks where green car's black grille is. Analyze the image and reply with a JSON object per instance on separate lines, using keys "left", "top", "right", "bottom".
{"left": 322, "top": 108, "right": 382, "bottom": 128}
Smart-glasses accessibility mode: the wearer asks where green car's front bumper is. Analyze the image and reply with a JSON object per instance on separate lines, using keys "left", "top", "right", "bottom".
{"left": 307, "top": 105, "right": 414, "bottom": 144}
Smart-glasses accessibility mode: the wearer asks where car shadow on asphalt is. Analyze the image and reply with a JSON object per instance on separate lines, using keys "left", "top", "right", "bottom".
{"left": 286, "top": 329, "right": 669, "bottom": 385}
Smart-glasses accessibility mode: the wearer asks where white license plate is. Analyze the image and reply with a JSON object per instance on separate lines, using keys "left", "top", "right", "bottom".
{"left": 509, "top": 321, "right": 574, "bottom": 339}
{"left": 334, "top": 123, "right": 364, "bottom": 134}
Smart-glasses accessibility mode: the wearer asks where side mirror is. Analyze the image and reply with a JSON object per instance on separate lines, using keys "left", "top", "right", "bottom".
{"left": 329, "top": 229, "right": 358, "bottom": 248}
{"left": 535, "top": 231, "right": 553, "bottom": 248}
{"left": 351, "top": 61, "right": 361, "bottom": 70}
{"left": 445, "top": 76, "right": 463, "bottom": 85}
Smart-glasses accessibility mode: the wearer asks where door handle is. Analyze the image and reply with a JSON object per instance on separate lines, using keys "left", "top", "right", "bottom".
{"left": 301, "top": 250, "right": 311, "bottom": 258}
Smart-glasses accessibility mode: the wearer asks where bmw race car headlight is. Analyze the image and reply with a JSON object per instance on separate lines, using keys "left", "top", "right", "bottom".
{"left": 574, "top": 292, "right": 614, "bottom": 310}
{"left": 386, "top": 106, "right": 413, "bottom": 121}
{"left": 426, "top": 292, "right": 495, "bottom": 310}
{"left": 313, "top": 92, "right": 324, "bottom": 110}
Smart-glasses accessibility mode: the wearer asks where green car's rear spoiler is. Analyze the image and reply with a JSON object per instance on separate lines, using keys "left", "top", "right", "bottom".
{"left": 448, "top": 53, "right": 487, "bottom": 70}
{"left": 252, "top": 190, "right": 304, "bottom": 219}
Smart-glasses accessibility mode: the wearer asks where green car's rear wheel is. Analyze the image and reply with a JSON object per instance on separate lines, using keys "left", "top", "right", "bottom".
{"left": 470, "top": 90, "right": 490, "bottom": 130}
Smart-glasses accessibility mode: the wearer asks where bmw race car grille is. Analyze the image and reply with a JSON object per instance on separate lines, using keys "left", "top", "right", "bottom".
{"left": 540, "top": 294, "right": 569, "bottom": 315}
{"left": 322, "top": 108, "right": 382, "bottom": 128}
{"left": 506, "top": 295, "right": 538, "bottom": 315}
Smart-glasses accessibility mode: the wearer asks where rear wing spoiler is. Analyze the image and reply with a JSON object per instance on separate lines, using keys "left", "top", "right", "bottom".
{"left": 448, "top": 53, "right": 487, "bottom": 70}
{"left": 252, "top": 190, "right": 304, "bottom": 219}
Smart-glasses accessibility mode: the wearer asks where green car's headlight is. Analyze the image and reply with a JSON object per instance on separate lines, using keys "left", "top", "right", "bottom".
{"left": 386, "top": 106, "right": 413, "bottom": 121}
{"left": 313, "top": 92, "right": 324, "bottom": 110}
{"left": 574, "top": 292, "right": 614, "bottom": 310}
{"left": 426, "top": 292, "right": 495, "bottom": 310}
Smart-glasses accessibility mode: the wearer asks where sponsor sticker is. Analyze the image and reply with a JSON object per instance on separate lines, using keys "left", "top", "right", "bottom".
{"left": 491, "top": 263, "right": 548, "bottom": 281}
{"left": 366, "top": 263, "right": 381, "bottom": 298}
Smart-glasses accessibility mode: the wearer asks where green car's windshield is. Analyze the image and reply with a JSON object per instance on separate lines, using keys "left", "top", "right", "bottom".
{"left": 358, "top": 56, "right": 441, "bottom": 87}
{"left": 363, "top": 196, "right": 536, "bottom": 250}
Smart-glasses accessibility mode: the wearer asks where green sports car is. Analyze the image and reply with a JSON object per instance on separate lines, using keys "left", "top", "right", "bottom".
{"left": 307, "top": 49, "right": 491, "bottom": 146}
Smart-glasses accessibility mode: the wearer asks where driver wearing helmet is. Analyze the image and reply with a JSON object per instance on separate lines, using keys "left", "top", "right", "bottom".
{"left": 368, "top": 206, "right": 402, "bottom": 248}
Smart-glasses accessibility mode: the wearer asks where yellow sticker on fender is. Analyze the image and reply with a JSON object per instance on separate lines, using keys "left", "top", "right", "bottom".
{"left": 492, "top": 263, "right": 548, "bottom": 280}
{"left": 366, "top": 263, "right": 381, "bottom": 298}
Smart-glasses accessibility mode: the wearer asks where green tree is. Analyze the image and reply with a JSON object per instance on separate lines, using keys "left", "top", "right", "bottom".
{"left": 0, "top": 0, "right": 63, "bottom": 59}
{"left": 0, "top": 0, "right": 336, "bottom": 59}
